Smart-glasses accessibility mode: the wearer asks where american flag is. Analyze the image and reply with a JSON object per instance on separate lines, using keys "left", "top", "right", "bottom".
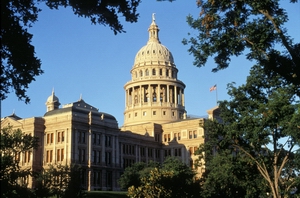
{"left": 210, "top": 84, "right": 217, "bottom": 92}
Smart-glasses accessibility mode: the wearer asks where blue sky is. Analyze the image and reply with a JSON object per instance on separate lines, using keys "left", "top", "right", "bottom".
{"left": 1, "top": 1, "right": 299, "bottom": 127}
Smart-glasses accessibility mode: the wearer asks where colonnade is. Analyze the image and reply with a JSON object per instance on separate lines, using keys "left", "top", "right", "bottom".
{"left": 125, "top": 83, "right": 185, "bottom": 108}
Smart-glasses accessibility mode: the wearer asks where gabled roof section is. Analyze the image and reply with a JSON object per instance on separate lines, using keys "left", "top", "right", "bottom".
{"left": 62, "top": 98, "right": 99, "bottom": 113}
{"left": 1, "top": 114, "right": 23, "bottom": 128}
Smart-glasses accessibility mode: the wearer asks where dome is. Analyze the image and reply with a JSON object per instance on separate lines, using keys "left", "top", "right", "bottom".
{"left": 133, "top": 17, "right": 175, "bottom": 67}
{"left": 46, "top": 90, "right": 59, "bottom": 104}
{"left": 134, "top": 42, "right": 174, "bottom": 66}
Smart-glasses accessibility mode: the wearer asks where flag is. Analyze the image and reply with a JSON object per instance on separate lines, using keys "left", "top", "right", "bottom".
{"left": 210, "top": 84, "right": 217, "bottom": 92}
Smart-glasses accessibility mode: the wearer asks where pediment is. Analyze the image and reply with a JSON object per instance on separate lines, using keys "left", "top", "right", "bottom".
{"left": 1, "top": 116, "right": 23, "bottom": 129}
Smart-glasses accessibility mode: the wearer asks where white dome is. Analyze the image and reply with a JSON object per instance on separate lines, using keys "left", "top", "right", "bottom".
{"left": 134, "top": 42, "right": 174, "bottom": 66}
{"left": 133, "top": 19, "right": 175, "bottom": 67}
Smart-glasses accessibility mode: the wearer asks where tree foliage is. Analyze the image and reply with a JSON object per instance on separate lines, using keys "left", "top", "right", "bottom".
{"left": 197, "top": 65, "right": 300, "bottom": 198}
{"left": 125, "top": 157, "right": 201, "bottom": 198}
{"left": 1, "top": 0, "right": 141, "bottom": 103}
{"left": 119, "top": 161, "right": 160, "bottom": 190}
{"left": 0, "top": 126, "right": 39, "bottom": 198}
{"left": 35, "top": 164, "right": 86, "bottom": 198}
{"left": 184, "top": 0, "right": 300, "bottom": 89}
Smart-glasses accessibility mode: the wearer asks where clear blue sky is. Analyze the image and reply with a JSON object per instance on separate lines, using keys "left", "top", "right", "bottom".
{"left": 1, "top": 1, "right": 299, "bottom": 127}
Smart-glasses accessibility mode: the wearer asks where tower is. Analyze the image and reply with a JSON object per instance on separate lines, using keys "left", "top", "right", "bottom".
{"left": 123, "top": 16, "right": 186, "bottom": 126}
{"left": 45, "top": 89, "right": 60, "bottom": 112}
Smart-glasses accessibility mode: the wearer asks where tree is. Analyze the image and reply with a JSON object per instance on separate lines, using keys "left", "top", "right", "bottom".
{"left": 197, "top": 65, "right": 300, "bottom": 198}
{"left": 0, "top": 126, "right": 39, "bottom": 198}
{"left": 34, "top": 164, "right": 86, "bottom": 198}
{"left": 1, "top": 0, "right": 141, "bottom": 103}
{"left": 183, "top": 0, "right": 300, "bottom": 90}
{"left": 119, "top": 161, "right": 159, "bottom": 190}
{"left": 126, "top": 157, "right": 201, "bottom": 198}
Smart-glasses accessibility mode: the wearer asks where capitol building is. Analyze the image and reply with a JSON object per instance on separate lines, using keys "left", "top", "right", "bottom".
{"left": 1, "top": 16, "right": 219, "bottom": 191}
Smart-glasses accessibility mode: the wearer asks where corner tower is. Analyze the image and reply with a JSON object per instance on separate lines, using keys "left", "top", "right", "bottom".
{"left": 123, "top": 15, "right": 186, "bottom": 126}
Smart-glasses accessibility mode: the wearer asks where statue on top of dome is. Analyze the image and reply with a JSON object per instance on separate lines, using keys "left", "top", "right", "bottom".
{"left": 152, "top": 13, "right": 156, "bottom": 21}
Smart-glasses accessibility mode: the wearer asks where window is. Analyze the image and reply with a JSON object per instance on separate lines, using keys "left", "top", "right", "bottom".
{"left": 193, "top": 130, "right": 197, "bottom": 138}
{"left": 178, "top": 133, "right": 181, "bottom": 140}
{"left": 105, "top": 136, "right": 111, "bottom": 147}
{"left": 79, "top": 149, "right": 85, "bottom": 163}
{"left": 172, "top": 111, "right": 175, "bottom": 116}
{"left": 93, "top": 150, "right": 97, "bottom": 163}
{"left": 93, "top": 170, "right": 102, "bottom": 186}
{"left": 140, "top": 70, "right": 143, "bottom": 77}
{"left": 105, "top": 152, "right": 111, "bottom": 165}
{"left": 168, "top": 134, "right": 171, "bottom": 142}
{"left": 46, "top": 150, "right": 53, "bottom": 163}
{"left": 163, "top": 111, "right": 166, "bottom": 115}
{"left": 61, "top": 131, "right": 64, "bottom": 142}
{"left": 78, "top": 132, "right": 86, "bottom": 143}
{"left": 57, "top": 132, "right": 61, "bottom": 142}
{"left": 50, "top": 133, "right": 54, "bottom": 143}
{"left": 153, "top": 111, "right": 156, "bottom": 115}
{"left": 189, "top": 131, "right": 193, "bottom": 139}
{"left": 93, "top": 133, "right": 96, "bottom": 144}
{"left": 155, "top": 149, "right": 160, "bottom": 159}
{"left": 159, "top": 69, "right": 162, "bottom": 75}
{"left": 152, "top": 69, "right": 156, "bottom": 75}
{"left": 189, "top": 147, "right": 193, "bottom": 155}
{"left": 135, "top": 112, "right": 137, "bottom": 117}
{"left": 145, "top": 69, "right": 149, "bottom": 76}
{"left": 148, "top": 148, "right": 153, "bottom": 157}
{"left": 143, "top": 111, "right": 147, "bottom": 116}
{"left": 174, "top": 133, "right": 177, "bottom": 141}
{"left": 140, "top": 147, "right": 145, "bottom": 157}
{"left": 24, "top": 151, "right": 31, "bottom": 163}
{"left": 97, "top": 134, "right": 101, "bottom": 145}
{"left": 47, "top": 134, "right": 50, "bottom": 144}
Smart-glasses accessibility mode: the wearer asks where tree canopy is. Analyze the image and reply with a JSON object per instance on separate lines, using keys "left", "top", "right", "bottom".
{"left": 0, "top": 126, "right": 39, "bottom": 198}
{"left": 197, "top": 65, "right": 300, "bottom": 197}
{"left": 124, "top": 157, "right": 201, "bottom": 198}
{"left": 1, "top": 0, "right": 141, "bottom": 103}
{"left": 184, "top": 0, "right": 300, "bottom": 89}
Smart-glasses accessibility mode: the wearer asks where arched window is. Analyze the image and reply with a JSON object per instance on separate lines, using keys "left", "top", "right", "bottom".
{"left": 145, "top": 69, "right": 149, "bottom": 76}
{"left": 135, "top": 71, "right": 137, "bottom": 78}
{"left": 152, "top": 69, "right": 156, "bottom": 76}
{"left": 159, "top": 69, "right": 162, "bottom": 76}
{"left": 140, "top": 70, "right": 143, "bottom": 77}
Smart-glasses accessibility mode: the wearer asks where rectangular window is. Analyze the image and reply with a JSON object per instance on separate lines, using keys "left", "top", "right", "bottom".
{"left": 93, "top": 150, "right": 97, "bottom": 163}
{"left": 97, "top": 134, "right": 101, "bottom": 145}
{"left": 174, "top": 133, "right": 177, "bottom": 141}
{"left": 47, "top": 134, "right": 50, "bottom": 144}
{"left": 61, "top": 148, "right": 64, "bottom": 161}
{"left": 193, "top": 130, "right": 197, "bottom": 138}
{"left": 163, "top": 111, "right": 166, "bottom": 115}
{"left": 153, "top": 111, "right": 156, "bottom": 115}
{"left": 178, "top": 133, "right": 181, "bottom": 140}
{"left": 167, "top": 134, "right": 170, "bottom": 142}
{"left": 57, "top": 149, "right": 60, "bottom": 161}
{"left": 57, "top": 132, "right": 61, "bottom": 142}
{"left": 50, "top": 133, "right": 54, "bottom": 143}
{"left": 61, "top": 131, "right": 64, "bottom": 142}
{"left": 189, "top": 131, "right": 193, "bottom": 139}
{"left": 105, "top": 136, "right": 111, "bottom": 147}
{"left": 79, "top": 149, "right": 85, "bottom": 163}
{"left": 98, "top": 151, "right": 101, "bottom": 163}
{"left": 93, "top": 133, "right": 96, "bottom": 144}
{"left": 105, "top": 152, "right": 111, "bottom": 165}
{"left": 164, "top": 134, "right": 167, "bottom": 142}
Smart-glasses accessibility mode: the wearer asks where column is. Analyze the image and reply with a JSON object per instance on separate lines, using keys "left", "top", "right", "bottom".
{"left": 167, "top": 85, "right": 170, "bottom": 103}
{"left": 174, "top": 86, "right": 178, "bottom": 106}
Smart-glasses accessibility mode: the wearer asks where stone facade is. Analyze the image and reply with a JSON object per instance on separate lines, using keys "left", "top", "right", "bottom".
{"left": 1, "top": 16, "right": 219, "bottom": 191}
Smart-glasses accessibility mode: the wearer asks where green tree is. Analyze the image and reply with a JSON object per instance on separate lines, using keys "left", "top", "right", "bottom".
{"left": 1, "top": 0, "right": 141, "bottom": 103}
{"left": 34, "top": 164, "right": 86, "bottom": 198}
{"left": 0, "top": 126, "right": 39, "bottom": 198}
{"left": 184, "top": 0, "right": 300, "bottom": 89}
{"left": 197, "top": 65, "right": 300, "bottom": 198}
{"left": 119, "top": 161, "right": 159, "bottom": 190}
{"left": 127, "top": 157, "right": 201, "bottom": 198}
